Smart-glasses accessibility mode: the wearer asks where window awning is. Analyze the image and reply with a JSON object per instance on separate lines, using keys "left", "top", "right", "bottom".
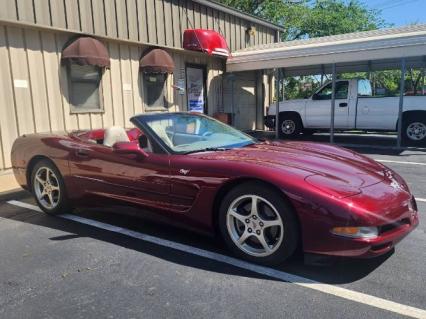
{"left": 61, "top": 37, "right": 110, "bottom": 68}
{"left": 140, "top": 49, "right": 175, "bottom": 74}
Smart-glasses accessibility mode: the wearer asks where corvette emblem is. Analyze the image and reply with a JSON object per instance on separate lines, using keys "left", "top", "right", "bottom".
{"left": 179, "top": 169, "right": 190, "bottom": 175}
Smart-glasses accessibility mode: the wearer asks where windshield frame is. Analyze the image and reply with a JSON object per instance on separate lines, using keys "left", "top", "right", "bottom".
{"left": 130, "top": 112, "right": 257, "bottom": 155}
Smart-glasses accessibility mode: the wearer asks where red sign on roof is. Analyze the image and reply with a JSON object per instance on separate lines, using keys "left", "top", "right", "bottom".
{"left": 183, "top": 29, "right": 230, "bottom": 58}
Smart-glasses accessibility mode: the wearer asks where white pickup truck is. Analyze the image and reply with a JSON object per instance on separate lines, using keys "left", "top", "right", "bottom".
{"left": 265, "top": 79, "right": 426, "bottom": 146}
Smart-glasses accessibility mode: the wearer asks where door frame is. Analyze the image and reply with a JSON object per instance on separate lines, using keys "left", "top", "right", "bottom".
{"left": 185, "top": 63, "right": 208, "bottom": 114}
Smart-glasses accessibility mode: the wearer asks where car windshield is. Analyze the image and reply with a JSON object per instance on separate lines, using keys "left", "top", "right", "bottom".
{"left": 133, "top": 113, "right": 256, "bottom": 154}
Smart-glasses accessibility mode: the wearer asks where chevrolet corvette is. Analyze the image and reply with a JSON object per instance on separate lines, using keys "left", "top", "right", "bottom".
{"left": 11, "top": 112, "right": 419, "bottom": 265}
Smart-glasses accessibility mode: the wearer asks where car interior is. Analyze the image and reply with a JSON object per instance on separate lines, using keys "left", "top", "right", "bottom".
{"left": 72, "top": 127, "right": 155, "bottom": 153}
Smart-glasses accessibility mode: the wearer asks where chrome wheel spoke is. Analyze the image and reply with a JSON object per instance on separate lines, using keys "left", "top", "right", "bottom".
{"left": 36, "top": 175, "right": 45, "bottom": 184}
{"left": 262, "top": 219, "right": 281, "bottom": 228}
{"left": 250, "top": 196, "right": 258, "bottom": 216}
{"left": 258, "top": 234, "right": 272, "bottom": 253}
{"left": 238, "top": 231, "right": 252, "bottom": 245}
{"left": 229, "top": 209, "right": 247, "bottom": 224}
{"left": 46, "top": 168, "right": 53, "bottom": 184}
{"left": 47, "top": 193, "right": 53, "bottom": 206}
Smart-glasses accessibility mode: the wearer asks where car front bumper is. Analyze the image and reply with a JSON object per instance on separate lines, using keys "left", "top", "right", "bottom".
{"left": 306, "top": 210, "right": 419, "bottom": 258}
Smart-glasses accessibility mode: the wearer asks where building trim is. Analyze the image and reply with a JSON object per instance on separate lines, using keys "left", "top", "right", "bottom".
{"left": 0, "top": 18, "right": 208, "bottom": 58}
{"left": 191, "top": 0, "right": 284, "bottom": 32}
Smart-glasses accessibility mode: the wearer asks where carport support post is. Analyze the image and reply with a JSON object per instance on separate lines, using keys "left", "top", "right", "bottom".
{"left": 275, "top": 68, "right": 281, "bottom": 139}
{"left": 230, "top": 73, "right": 235, "bottom": 126}
{"left": 330, "top": 63, "right": 337, "bottom": 144}
{"left": 397, "top": 58, "right": 406, "bottom": 148}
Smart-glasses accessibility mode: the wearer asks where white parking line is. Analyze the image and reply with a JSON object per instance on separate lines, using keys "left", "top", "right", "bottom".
{"left": 375, "top": 159, "right": 426, "bottom": 166}
{"left": 6, "top": 200, "right": 426, "bottom": 319}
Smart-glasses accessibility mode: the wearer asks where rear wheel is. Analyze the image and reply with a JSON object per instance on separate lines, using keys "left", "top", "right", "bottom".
{"left": 403, "top": 116, "right": 426, "bottom": 146}
{"left": 218, "top": 182, "right": 299, "bottom": 265}
{"left": 278, "top": 114, "right": 302, "bottom": 139}
{"left": 31, "top": 160, "right": 72, "bottom": 215}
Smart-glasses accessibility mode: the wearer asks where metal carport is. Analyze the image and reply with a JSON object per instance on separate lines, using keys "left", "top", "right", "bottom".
{"left": 226, "top": 24, "right": 426, "bottom": 147}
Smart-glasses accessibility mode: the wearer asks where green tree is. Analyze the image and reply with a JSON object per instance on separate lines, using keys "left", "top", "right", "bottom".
{"left": 218, "top": 0, "right": 387, "bottom": 40}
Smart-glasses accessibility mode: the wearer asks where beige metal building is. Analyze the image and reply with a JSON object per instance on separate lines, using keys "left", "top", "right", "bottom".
{"left": 0, "top": 0, "right": 282, "bottom": 190}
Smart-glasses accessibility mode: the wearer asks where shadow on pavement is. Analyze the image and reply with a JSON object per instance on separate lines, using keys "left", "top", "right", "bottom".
{"left": 1, "top": 193, "right": 392, "bottom": 286}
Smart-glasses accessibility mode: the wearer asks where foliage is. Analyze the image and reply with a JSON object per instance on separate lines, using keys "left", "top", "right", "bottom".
{"left": 218, "top": 0, "right": 424, "bottom": 99}
{"left": 218, "top": 0, "right": 387, "bottom": 40}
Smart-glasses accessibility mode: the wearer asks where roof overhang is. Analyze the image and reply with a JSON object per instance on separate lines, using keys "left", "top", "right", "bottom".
{"left": 227, "top": 25, "right": 426, "bottom": 75}
{"left": 192, "top": 0, "right": 284, "bottom": 32}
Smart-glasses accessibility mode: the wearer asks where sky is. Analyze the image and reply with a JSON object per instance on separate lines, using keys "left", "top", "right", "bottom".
{"left": 364, "top": 0, "right": 426, "bottom": 26}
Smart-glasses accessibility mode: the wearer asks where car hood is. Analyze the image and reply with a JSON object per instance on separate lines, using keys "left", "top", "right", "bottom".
{"left": 194, "top": 141, "right": 388, "bottom": 198}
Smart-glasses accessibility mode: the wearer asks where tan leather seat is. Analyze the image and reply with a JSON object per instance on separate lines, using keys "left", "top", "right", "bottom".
{"left": 103, "top": 126, "right": 130, "bottom": 147}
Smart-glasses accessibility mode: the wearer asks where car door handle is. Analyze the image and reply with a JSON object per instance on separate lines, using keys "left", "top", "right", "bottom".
{"left": 339, "top": 103, "right": 348, "bottom": 107}
{"left": 76, "top": 149, "right": 89, "bottom": 157}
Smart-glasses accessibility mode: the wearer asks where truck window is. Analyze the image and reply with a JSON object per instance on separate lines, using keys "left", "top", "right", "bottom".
{"left": 358, "top": 79, "right": 373, "bottom": 97}
{"left": 313, "top": 81, "right": 349, "bottom": 100}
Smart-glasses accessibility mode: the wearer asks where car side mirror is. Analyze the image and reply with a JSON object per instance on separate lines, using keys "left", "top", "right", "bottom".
{"left": 112, "top": 141, "right": 149, "bottom": 158}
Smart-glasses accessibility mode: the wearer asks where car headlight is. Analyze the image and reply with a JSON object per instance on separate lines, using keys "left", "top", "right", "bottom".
{"left": 331, "top": 226, "right": 378, "bottom": 239}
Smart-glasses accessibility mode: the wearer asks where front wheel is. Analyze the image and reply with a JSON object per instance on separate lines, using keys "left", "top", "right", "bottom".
{"left": 31, "top": 160, "right": 72, "bottom": 215}
{"left": 218, "top": 182, "right": 299, "bottom": 265}
{"left": 403, "top": 117, "right": 426, "bottom": 146}
{"left": 278, "top": 114, "right": 302, "bottom": 139}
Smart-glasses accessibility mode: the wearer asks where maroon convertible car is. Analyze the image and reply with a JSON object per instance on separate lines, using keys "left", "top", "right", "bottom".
{"left": 12, "top": 112, "right": 419, "bottom": 265}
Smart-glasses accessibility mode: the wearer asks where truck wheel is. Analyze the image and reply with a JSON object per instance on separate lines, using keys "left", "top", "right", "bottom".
{"left": 278, "top": 114, "right": 302, "bottom": 139}
{"left": 403, "top": 116, "right": 426, "bottom": 147}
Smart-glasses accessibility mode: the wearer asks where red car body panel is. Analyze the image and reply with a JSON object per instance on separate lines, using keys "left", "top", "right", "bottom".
{"left": 11, "top": 129, "right": 419, "bottom": 258}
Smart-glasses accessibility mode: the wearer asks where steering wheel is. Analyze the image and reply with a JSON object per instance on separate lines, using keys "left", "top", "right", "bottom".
{"left": 202, "top": 131, "right": 213, "bottom": 137}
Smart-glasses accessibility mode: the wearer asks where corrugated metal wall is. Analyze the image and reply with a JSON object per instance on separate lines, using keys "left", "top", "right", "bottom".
{"left": 0, "top": 23, "right": 224, "bottom": 170}
{"left": 0, "top": 0, "right": 277, "bottom": 51}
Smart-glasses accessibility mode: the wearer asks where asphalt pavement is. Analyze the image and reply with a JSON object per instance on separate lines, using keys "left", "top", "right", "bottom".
{"left": 0, "top": 134, "right": 425, "bottom": 319}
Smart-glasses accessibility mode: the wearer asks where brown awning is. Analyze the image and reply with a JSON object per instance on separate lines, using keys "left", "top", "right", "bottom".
{"left": 140, "top": 49, "right": 175, "bottom": 73}
{"left": 61, "top": 37, "right": 110, "bottom": 68}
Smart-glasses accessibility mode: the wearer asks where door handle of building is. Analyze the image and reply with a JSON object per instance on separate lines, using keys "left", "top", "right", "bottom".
{"left": 76, "top": 149, "right": 89, "bottom": 157}
{"left": 339, "top": 102, "right": 348, "bottom": 107}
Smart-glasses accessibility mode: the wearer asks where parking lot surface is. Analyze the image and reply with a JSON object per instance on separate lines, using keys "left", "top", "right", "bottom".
{"left": 1, "top": 139, "right": 425, "bottom": 319}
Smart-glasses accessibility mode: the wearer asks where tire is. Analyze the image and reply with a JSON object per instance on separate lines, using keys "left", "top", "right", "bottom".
{"left": 402, "top": 115, "right": 426, "bottom": 147}
{"left": 30, "top": 159, "right": 72, "bottom": 215}
{"left": 218, "top": 182, "right": 299, "bottom": 265}
{"left": 278, "top": 114, "right": 302, "bottom": 139}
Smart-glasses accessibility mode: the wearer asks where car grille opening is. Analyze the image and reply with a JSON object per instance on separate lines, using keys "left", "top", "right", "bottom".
{"left": 371, "top": 242, "right": 392, "bottom": 252}
{"left": 379, "top": 218, "right": 410, "bottom": 235}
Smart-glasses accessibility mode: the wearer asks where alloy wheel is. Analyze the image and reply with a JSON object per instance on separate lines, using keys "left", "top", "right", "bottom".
{"left": 226, "top": 195, "right": 284, "bottom": 257}
{"left": 281, "top": 120, "right": 296, "bottom": 135}
{"left": 34, "top": 166, "right": 61, "bottom": 210}
{"left": 406, "top": 122, "right": 426, "bottom": 141}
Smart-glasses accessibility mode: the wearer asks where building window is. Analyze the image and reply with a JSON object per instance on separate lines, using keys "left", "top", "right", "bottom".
{"left": 143, "top": 73, "right": 166, "bottom": 109}
{"left": 68, "top": 64, "right": 103, "bottom": 113}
